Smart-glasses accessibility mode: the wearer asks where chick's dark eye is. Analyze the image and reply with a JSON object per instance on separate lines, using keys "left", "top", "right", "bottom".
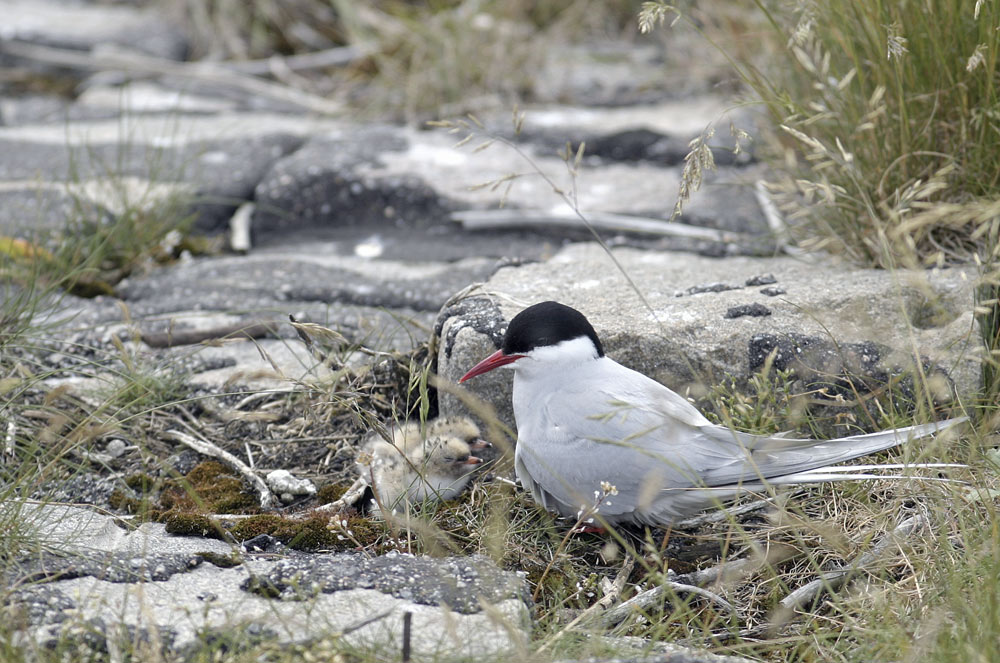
{"left": 441, "top": 456, "right": 457, "bottom": 463}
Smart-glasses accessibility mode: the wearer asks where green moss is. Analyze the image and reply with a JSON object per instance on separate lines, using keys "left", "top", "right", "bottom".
{"left": 228, "top": 512, "right": 374, "bottom": 552}
{"left": 229, "top": 513, "right": 284, "bottom": 539}
{"left": 108, "top": 489, "right": 144, "bottom": 514}
{"left": 123, "top": 472, "right": 158, "bottom": 493}
{"left": 285, "top": 514, "right": 341, "bottom": 551}
{"left": 197, "top": 551, "right": 242, "bottom": 568}
{"left": 163, "top": 512, "right": 226, "bottom": 539}
{"left": 315, "top": 482, "right": 350, "bottom": 505}
{"left": 184, "top": 460, "right": 228, "bottom": 485}
{"left": 159, "top": 460, "right": 258, "bottom": 514}
{"left": 342, "top": 514, "right": 385, "bottom": 546}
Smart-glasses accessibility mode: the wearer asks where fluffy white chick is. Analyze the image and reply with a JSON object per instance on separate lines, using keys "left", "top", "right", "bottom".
{"left": 358, "top": 417, "right": 487, "bottom": 513}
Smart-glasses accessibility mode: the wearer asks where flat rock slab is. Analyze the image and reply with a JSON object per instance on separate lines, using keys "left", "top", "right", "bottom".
{"left": 1, "top": 0, "right": 187, "bottom": 59}
{"left": 5, "top": 504, "right": 530, "bottom": 661}
{"left": 437, "top": 243, "right": 979, "bottom": 430}
{"left": 0, "top": 97, "right": 769, "bottom": 248}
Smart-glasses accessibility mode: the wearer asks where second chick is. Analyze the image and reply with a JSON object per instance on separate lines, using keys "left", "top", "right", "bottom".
{"left": 359, "top": 416, "right": 488, "bottom": 514}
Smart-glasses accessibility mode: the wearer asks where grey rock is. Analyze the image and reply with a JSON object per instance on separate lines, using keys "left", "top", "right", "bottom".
{"left": 104, "top": 438, "right": 128, "bottom": 458}
{"left": 252, "top": 127, "right": 455, "bottom": 236}
{"left": 75, "top": 81, "right": 243, "bottom": 117}
{"left": 13, "top": 550, "right": 205, "bottom": 584}
{"left": 33, "top": 475, "right": 122, "bottom": 511}
{"left": 185, "top": 132, "right": 307, "bottom": 232}
{"left": 745, "top": 274, "right": 777, "bottom": 286}
{"left": 435, "top": 296, "right": 508, "bottom": 360}
{"left": 6, "top": 504, "right": 531, "bottom": 660}
{"left": 245, "top": 552, "right": 529, "bottom": 614}
{"left": 265, "top": 470, "right": 317, "bottom": 504}
{"left": 115, "top": 243, "right": 496, "bottom": 314}
{"left": 0, "top": 102, "right": 769, "bottom": 252}
{"left": 500, "top": 96, "right": 758, "bottom": 167}
{"left": 523, "top": 125, "right": 753, "bottom": 168}
{"left": 0, "top": 184, "right": 112, "bottom": 235}
{"left": 0, "top": 113, "right": 332, "bottom": 240}
{"left": 0, "top": 94, "right": 71, "bottom": 126}
{"left": 401, "top": 126, "right": 768, "bottom": 242}
{"left": 14, "top": 503, "right": 233, "bottom": 557}
{"left": 532, "top": 42, "right": 677, "bottom": 106}
{"left": 437, "top": 243, "right": 979, "bottom": 432}
{"left": 0, "top": 130, "right": 303, "bottom": 234}
{"left": 723, "top": 303, "right": 771, "bottom": 319}
{"left": 678, "top": 282, "right": 743, "bottom": 296}
{"left": 1, "top": 0, "right": 188, "bottom": 59}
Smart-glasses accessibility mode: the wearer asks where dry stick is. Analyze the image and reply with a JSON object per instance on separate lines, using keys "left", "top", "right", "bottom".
{"left": 163, "top": 429, "right": 276, "bottom": 509}
{"left": 401, "top": 611, "right": 412, "bottom": 663}
{"left": 777, "top": 513, "right": 928, "bottom": 612}
{"left": 595, "top": 556, "right": 766, "bottom": 629}
{"left": 537, "top": 555, "right": 636, "bottom": 653}
{"left": 452, "top": 209, "right": 750, "bottom": 244}
{"left": 0, "top": 40, "right": 342, "bottom": 115}
{"left": 596, "top": 580, "right": 738, "bottom": 630}
{"left": 220, "top": 43, "right": 376, "bottom": 76}
{"left": 314, "top": 476, "right": 369, "bottom": 513}
{"left": 673, "top": 498, "right": 774, "bottom": 529}
{"left": 753, "top": 179, "right": 808, "bottom": 258}
{"left": 140, "top": 319, "right": 279, "bottom": 348}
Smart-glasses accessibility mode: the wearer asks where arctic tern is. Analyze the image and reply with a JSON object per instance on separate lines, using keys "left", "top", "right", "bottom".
{"left": 460, "top": 300, "right": 965, "bottom": 526}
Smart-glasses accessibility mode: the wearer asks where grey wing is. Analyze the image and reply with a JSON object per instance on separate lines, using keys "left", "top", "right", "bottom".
{"left": 516, "top": 369, "right": 963, "bottom": 524}
{"left": 694, "top": 417, "right": 963, "bottom": 486}
{"left": 514, "top": 383, "right": 744, "bottom": 522}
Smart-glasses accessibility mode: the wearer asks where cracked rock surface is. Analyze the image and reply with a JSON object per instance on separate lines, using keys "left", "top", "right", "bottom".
{"left": 437, "top": 244, "right": 978, "bottom": 431}
{"left": 6, "top": 505, "right": 530, "bottom": 660}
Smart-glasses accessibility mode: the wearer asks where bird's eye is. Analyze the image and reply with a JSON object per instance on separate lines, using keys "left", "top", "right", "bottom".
{"left": 441, "top": 456, "right": 457, "bottom": 463}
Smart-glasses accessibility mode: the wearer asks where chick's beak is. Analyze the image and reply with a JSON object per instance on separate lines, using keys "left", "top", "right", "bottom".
{"left": 469, "top": 439, "right": 491, "bottom": 452}
{"left": 459, "top": 349, "right": 524, "bottom": 382}
{"left": 463, "top": 455, "right": 483, "bottom": 465}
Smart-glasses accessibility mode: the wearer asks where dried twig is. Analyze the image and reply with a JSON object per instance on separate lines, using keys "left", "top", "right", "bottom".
{"left": 452, "top": 208, "right": 748, "bottom": 243}
{"left": 539, "top": 555, "right": 636, "bottom": 651}
{"left": 0, "top": 40, "right": 342, "bottom": 115}
{"left": 777, "top": 513, "right": 928, "bottom": 612}
{"left": 595, "top": 552, "right": 785, "bottom": 629}
{"left": 596, "top": 578, "right": 737, "bottom": 629}
{"left": 220, "top": 43, "right": 376, "bottom": 76}
{"left": 314, "top": 476, "right": 369, "bottom": 514}
{"left": 141, "top": 319, "right": 279, "bottom": 348}
{"left": 574, "top": 633, "right": 760, "bottom": 663}
{"left": 163, "top": 429, "right": 275, "bottom": 509}
{"left": 673, "top": 498, "right": 774, "bottom": 529}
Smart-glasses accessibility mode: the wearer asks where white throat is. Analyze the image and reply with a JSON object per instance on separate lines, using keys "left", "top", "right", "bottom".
{"left": 509, "top": 336, "right": 601, "bottom": 391}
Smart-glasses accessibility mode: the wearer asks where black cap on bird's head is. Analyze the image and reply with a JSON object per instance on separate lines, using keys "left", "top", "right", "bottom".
{"left": 459, "top": 301, "right": 603, "bottom": 382}
{"left": 501, "top": 301, "right": 604, "bottom": 356}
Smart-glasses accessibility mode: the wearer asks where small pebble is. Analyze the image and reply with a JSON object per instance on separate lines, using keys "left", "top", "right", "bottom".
{"left": 724, "top": 303, "right": 772, "bottom": 319}
{"left": 676, "top": 282, "right": 742, "bottom": 297}
{"left": 760, "top": 286, "right": 787, "bottom": 297}
{"left": 104, "top": 439, "right": 128, "bottom": 458}
{"left": 745, "top": 274, "right": 777, "bottom": 286}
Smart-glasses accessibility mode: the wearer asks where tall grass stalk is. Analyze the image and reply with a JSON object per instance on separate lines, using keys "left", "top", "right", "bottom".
{"left": 643, "top": 0, "right": 999, "bottom": 267}
{"left": 760, "top": 0, "right": 998, "bottom": 266}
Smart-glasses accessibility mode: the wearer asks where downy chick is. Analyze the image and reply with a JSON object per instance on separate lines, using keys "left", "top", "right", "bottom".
{"left": 359, "top": 417, "right": 488, "bottom": 513}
